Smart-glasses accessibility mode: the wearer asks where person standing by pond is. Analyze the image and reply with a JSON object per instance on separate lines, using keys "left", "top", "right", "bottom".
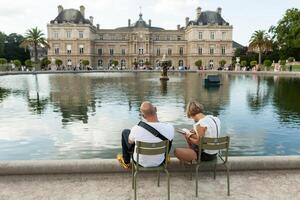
{"left": 175, "top": 101, "right": 220, "bottom": 162}
{"left": 117, "top": 101, "right": 174, "bottom": 169}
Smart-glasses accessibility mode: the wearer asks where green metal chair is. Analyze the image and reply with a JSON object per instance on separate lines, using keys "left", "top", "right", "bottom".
{"left": 132, "top": 140, "right": 170, "bottom": 200}
{"left": 194, "top": 136, "right": 230, "bottom": 197}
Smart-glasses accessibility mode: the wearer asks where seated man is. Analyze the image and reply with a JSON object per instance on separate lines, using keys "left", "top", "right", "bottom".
{"left": 117, "top": 101, "right": 174, "bottom": 169}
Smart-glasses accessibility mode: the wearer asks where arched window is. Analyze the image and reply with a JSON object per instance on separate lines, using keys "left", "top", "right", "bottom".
{"left": 179, "top": 60, "right": 184, "bottom": 66}
{"left": 139, "top": 59, "right": 144, "bottom": 66}
{"left": 121, "top": 59, "right": 126, "bottom": 67}
{"left": 98, "top": 59, "right": 103, "bottom": 67}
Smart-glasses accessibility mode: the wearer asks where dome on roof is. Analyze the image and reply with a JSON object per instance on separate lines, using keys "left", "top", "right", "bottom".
{"left": 133, "top": 13, "right": 149, "bottom": 28}
{"left": 50, "top": 9, "right": 90, "bottom": 24}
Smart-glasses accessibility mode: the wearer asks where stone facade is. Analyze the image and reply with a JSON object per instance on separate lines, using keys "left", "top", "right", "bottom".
{"left": 47, "top": 5, "right": 233, "bottom": 69}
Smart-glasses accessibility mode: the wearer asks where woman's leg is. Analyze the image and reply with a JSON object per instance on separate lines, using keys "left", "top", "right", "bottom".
{"left": 174, "top": 148, "right": 197, "bottom": 162}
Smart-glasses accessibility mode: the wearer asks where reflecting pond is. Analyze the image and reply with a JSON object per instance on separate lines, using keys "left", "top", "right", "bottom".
{"left": 0, "top": 72, "right": 299, "bottom": 160}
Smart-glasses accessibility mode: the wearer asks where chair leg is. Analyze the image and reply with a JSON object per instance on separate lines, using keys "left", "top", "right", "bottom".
{"left": 190, "top": 161, "right": 193, "bottom": 180}
{"left": 213, "top": 164, "right": 217, "bottom": 180}
{"left": 195, "top": 165, "right": 199, "bottom": 197}
{"left": 165, "top": 169, "right": 170, "bottom": 200}
{"left": 157, "top": 171, "right": 160, "bottom": 187}
{"left": 226, "top": 165, "right": 230, "bottom": 196}
{"left": 134, "top": 171, "right": 138, "bottom": 200}
{"left": 132, "top": 165, "right": 135, "bottom": 189}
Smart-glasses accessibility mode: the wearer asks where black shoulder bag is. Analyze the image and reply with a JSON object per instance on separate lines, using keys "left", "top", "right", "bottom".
{"left": 137, "top": 121, "right": 173, "bottom": 152}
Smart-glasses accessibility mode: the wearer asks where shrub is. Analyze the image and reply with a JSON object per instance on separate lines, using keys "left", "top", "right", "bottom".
{"left": 241, "top": 60, "right": 247, "bottom": 67}
{"left": 219, "top": 60, "right": 226, "bottom": 67}
{"left": 0, "top": 58, "right": 7, "bottom": 65}
{"left": 82, "top": 60, "right": 90, "bottom": 67}
{"left": 195, "top": 60, "right": 202, "bottom": 69}
{"left": 13, "top": 60, "right": 21, "bottom": 69}
{"left": 55, "top": 59, "right": 62, "bottom": 67}
{"left": 263, "top": 59, "right": 272, "bottom": 71}
{"left": 111, "top": 60, "right": 118, "bottom": 66}
{"left": 250, "top": 61, "right": 257, "bottom": 67}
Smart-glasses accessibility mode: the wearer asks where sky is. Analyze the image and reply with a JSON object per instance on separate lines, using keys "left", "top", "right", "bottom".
{"left": 0, "top": 0, "right": 299, "bottom": 46}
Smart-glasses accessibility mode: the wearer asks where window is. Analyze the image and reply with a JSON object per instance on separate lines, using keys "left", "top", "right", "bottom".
{"left": 121, "top": 59, "right": 126, "bottom": 67}
{"left": 110, "top": 49, "right": 114, "bottom": 55}
{"left": 99, "top": 35, "right": 103, "bottom": 40}
{"left": 66, "top": 31, "right": 71, "bottom": 38}
{"left": 221, "top": 46, "right": 226, "bottom": 55}
{"left": 66, "top": 44, "right": 72, "bottom": 54}
{"left": 210, "top": 32, "right": 215, "bottom": 40}
{"left": 198, "top": 47, "right": 202, "bottom": 55}
{"left": 138, "top": 48, "right": 143, "bottom": 55}
{"left": 122, "top": 49, "right": 126, "bottom": 55}
{"left": 54, "top": 47, "right": 59, "bottom": 54}
{"left": 179, "top": 47, "right": 184, "bottom": 55}
{"left": 79, "top": 45, "right": 84, "bottom": 54}
{"left": 146, "top": 44, "right": 148, "bottom": 54}
{"left": 122, "top": 35, "right": 126, "bottom": 40}
{"left": 79, "top": 31, "right": 84, "bottom": 38}
{"left": 179, "top": 60, "right": 184, "bottom": 66}
{"left": 67, "top": 59, "right": 72, "bottom": 66}
{"left": 54, "top": 32, "right": 59, "bottom": 39}
{"left": 167, "top": 35, "right": 170, "bottom": 40}
{"left": 168, "top": 48, "right": 172, "bottom": 55}
{"left": 222, "top": 32, "right": 226, "bottom": 40}
{"left": 134, "top": 44, "right": 137, "bottom": 54}
{"left": 98, "top": 59, "right": 103, "bottom": 66}
{"left": 177, "top": 36, "right": 181, "bottom": 41}
{"left": 199, "top": 32, "right": 203, "bottom": 40}
{"left": 98, "top": 48, "right": 102, "bottom": 55}
{"left": 156, "top": 48, "right": 160, "bottom": 56}
{"left": 155, "top": 35, "right": 159, "bottom": 40}
{"left": 210, "top": 46, "right": 214, "bottom": 55}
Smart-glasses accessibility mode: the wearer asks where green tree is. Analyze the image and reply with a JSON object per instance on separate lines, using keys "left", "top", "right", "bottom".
{"left": 20, "top": 27, "right": 49, "bottom": 62}
{"left": 13, "top": 59, "right": 21, "bottom": 70}
{"left": 269, "top": 8, "right": 300, "bottom": 60}
{"left": 195, "top": 59, "right": 202, "bottom": 69}
{"left": 4, "top": 33, "right": 30, "bottom": 63}
{"left": 0, "top": 31, "right": 6, "bottom": 57}
{"left": 219, "top": 59, "right": 226, "bottom": 67}
{"left": 55, "top": 59, "right": 62, "bottom": 67}
{"left": 25, "top": 59, "right": 33, "bottom": 70}
{"left": 241, "top": 60, "right": 247, "bottom": 67}
{"left": 249, "top": 30, "right": 273, "bottom": 66}
{"left": 263, "top": 59, "right": 272, "bottom": 71}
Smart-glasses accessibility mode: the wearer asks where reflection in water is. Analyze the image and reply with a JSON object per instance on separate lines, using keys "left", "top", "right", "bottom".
{"left": 0, "top": 73, "right": 299, "bottom": 160}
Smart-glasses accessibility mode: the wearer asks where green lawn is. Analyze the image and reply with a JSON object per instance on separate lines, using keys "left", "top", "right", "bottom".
{"left": 292, "top": 65, "right": 300, "bottom": 71}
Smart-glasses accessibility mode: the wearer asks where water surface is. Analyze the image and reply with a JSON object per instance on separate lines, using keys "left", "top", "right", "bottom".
{"left": 0, "top": 72, "right": 299, "bottom": 160}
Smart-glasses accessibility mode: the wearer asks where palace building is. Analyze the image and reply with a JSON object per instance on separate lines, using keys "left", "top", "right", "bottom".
{"left": 47, "top": 5, "right": 234, "bottom": 69}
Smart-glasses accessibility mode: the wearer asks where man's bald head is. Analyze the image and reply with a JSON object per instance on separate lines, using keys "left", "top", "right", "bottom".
{"left": 140, "top": 101, "right": 157, "bottom": 117}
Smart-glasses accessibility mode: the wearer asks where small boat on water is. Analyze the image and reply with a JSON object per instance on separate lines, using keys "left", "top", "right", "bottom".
{"left": 204, "top": 75, "right": 221, "bottom": 87}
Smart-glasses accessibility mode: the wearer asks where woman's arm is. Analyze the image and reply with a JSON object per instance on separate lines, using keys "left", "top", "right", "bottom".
{"left": 187, "top": 125, "right": 207, "bottom": 145}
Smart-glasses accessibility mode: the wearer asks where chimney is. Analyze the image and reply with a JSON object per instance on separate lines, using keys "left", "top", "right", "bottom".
{"left": 217, "top": 7, "right": 222, "bottom": 15}
{"left": 177, "top": 24, "right": 180, "bottom": 30}
{"left": 128, "top": 19, "right": 131, "bottom": 27}
{"left": 148, "top": 19, "right": 152, "bottom": 27}
{"left": 80, "top": 5, "right": 85, "bottom": 17}
{"left": 58, "top": 5, "right": 63, "bottom": 15}
{"left": 185, "top": 17, "right": 190, "bottom": 26}
{"left": 196, "top": 7, "right": 202, "bottom": 18}
{"left": 97, "top": 24, "right": 100, "bottom": 30}
{"left": 89, "top": 16, "right": 94, "bottom": 24}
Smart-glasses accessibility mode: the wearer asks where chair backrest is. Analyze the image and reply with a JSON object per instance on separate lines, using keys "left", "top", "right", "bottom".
{"left": 198, "top": 136, "right": 230, "bottom": 163}
{"left": 136, "top": 140, "right": 169, "bottom": 167}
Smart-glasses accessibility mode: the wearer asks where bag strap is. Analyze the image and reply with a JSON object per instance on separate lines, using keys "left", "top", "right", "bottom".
{"left": 138, "top": 121, "right": 169, "bottom": 141}
{"left": 209, "top": 116, "right": 219, "bottom": 138}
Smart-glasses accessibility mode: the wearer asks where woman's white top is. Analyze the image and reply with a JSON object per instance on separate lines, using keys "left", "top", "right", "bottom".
{"left": 193, "top": 115, "right": 221, "bottom": 155}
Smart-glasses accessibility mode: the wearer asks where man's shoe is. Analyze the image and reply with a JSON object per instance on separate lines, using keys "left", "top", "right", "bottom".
{"left": 117, "top": 154, "right": 131, "bottom": 170}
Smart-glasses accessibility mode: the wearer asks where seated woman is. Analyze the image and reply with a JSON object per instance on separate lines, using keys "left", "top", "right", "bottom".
{"left": 175, "top": 101, "right": 220, "bottom": 162}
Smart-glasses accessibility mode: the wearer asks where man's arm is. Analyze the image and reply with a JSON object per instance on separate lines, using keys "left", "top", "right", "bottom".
{"left": 128, "top": 126, "right": 137, "bottom": 144}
